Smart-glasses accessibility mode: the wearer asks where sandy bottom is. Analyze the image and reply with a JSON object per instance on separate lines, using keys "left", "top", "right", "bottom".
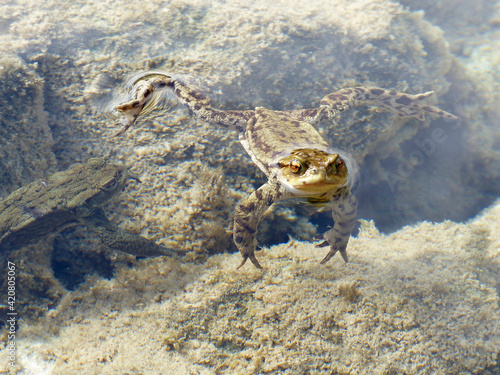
{"left": 1, "top": 199, "right": 498, "bottom": 374}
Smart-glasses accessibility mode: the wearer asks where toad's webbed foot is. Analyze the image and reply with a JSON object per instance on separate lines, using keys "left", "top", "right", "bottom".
{"left": 236, "top": 252, "right": 262, "bottom": 270}
{"left": 114, "top": 74, "right": 173, "bottom": 136}
{"left": 315, "top": 231, "right": 350, "bottom": 264}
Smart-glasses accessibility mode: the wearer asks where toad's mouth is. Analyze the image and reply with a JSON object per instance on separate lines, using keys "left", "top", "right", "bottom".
{"left": 290, "top": 178, "right": 346, "bottom": 194}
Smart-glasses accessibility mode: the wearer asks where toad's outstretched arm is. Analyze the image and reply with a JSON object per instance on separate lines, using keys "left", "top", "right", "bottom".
{"left": 233, "top": 182, "right": 290, "bottom": 269}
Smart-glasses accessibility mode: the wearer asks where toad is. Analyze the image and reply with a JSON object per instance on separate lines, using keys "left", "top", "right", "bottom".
{"left": 113, "top": 72, "right": 456, "bottom": 268}
{"left": 0, "top": 158, "right": 179, "bottom": 257}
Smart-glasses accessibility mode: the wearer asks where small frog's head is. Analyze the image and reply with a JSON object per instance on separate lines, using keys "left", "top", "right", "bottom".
{"left": 277, "top": 149, "right": 348, "bottom": 195}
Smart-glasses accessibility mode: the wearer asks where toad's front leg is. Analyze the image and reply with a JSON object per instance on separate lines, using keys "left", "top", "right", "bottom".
{"left": 316, "top": 186, "right": 358, "bottom": 264}
{"left": 234, "top": 182, "right": 288, "bottom": 269}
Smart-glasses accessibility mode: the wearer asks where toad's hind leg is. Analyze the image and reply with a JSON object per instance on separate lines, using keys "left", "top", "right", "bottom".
{"left": 320, "top": 87, "right": 457, "bottom": 122}
{"left": 114, "top": 72, "right": 253, "bottom": 135}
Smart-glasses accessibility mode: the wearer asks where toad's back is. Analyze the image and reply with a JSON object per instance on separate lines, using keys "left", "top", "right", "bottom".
{"left": 242, "top": 108, "right": 331, "bottom": 172}
{"left": 0, "top": 158, "right": 126, "bottom": 251}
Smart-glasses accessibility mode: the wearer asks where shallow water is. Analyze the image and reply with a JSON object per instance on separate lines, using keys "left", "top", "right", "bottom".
{"left": 0, "top": 0, "right": 499, "bottom": 374}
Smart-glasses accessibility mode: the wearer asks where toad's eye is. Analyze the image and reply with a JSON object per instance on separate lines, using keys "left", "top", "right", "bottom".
{"left": 103, "top": 178, "right": 118, "bottom": 191}
{"left": 289, "top": 160, "right": 302, "bottom": 174}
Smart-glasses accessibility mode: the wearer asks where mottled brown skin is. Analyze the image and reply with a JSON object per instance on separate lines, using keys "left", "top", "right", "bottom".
{"left": 114, "top": 71, "right": 457, "bottom": 268}
{"left": 0, "top": 158, "right": 178, "bottom": 257}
